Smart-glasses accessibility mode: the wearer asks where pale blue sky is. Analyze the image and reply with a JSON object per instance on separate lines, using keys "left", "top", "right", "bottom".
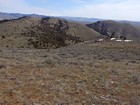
{"left": 0, "top": 0, "right": 140, "bottom": 21}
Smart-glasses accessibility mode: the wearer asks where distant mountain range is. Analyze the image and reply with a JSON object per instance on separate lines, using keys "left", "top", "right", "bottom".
{"left": 1, "top": 12, "right": 140, "bottom": 26}
{"left": 0, "top": 12, "right": 102, "bottom": 24}
{"left": 58, "top": 16, "right": 103, "bottom": 24}
{"left": 0, "top": 12, "right": 46, "bottom": 20}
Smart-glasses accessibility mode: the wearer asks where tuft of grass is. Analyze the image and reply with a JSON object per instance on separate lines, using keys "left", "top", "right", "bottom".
{"left": 0, "top": 64, "right": 6, "bottom": 69}
{"left": 132, "top": 75, "right": 140, "bottom": 84}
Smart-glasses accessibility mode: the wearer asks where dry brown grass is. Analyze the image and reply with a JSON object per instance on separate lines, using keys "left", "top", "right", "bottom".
{"left": 0, "top": 41, "right": 140, "bottom": 105}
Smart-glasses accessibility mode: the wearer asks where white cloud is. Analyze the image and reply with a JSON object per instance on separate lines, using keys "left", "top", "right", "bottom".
{"left": 0, "top": 0, "right": 59, "bottom": 16}
{"left": 61, "top": 0, "right": 140, "bottom": 21}
{"left": 73, "top": 0, "right": 88, "bottom": 4}
{"left": 0, "top": 0, "right": 140, "bottom": 21}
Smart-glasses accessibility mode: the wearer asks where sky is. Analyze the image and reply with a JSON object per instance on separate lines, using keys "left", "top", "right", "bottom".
{"left": 0, "top": 0, "right": 140, "bottom": 21}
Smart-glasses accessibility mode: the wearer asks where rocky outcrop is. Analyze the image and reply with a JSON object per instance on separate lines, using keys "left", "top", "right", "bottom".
{"left": 87, "top": 20, "right": 140, "bottom": 40}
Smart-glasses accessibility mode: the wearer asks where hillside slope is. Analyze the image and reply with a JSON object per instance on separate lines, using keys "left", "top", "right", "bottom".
{"left": 0, "top": 41, "right": 140, "bottom": 104}
{"left": 87, "top": 20, "right": 140, "bottom": 40}
{"left": 0, "top": 17, "right": 100, "bottom": 48}
{"left": 44, "top": 17, "right": 100, "bottom": 40}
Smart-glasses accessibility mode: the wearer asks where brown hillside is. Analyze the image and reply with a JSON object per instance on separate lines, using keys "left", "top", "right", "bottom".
{"left": 87, "top": 20, "right": 140, "bottom": 40}
{"left": 0, "top": 17, "right": 100, "bottom": 48}
{"left": 0, "top": 41, "right": 140, "bottom": 104}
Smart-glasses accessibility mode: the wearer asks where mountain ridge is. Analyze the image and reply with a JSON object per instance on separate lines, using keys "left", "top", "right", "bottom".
{"left": 0, "top": 16, "right": 100, "bottom": 48}
{"left": 1, "top": 12, "right": 140, "bottom": 26}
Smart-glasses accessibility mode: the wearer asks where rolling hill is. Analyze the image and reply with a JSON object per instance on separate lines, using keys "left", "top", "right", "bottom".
{"left": 0, "top": 16, "right": 100, "bottom": 48}
{"left": 0, "top": 12, "right": 140, "bottom": 105}
{"left": 86, "top": 20, "right": 140, "bottom": 40}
